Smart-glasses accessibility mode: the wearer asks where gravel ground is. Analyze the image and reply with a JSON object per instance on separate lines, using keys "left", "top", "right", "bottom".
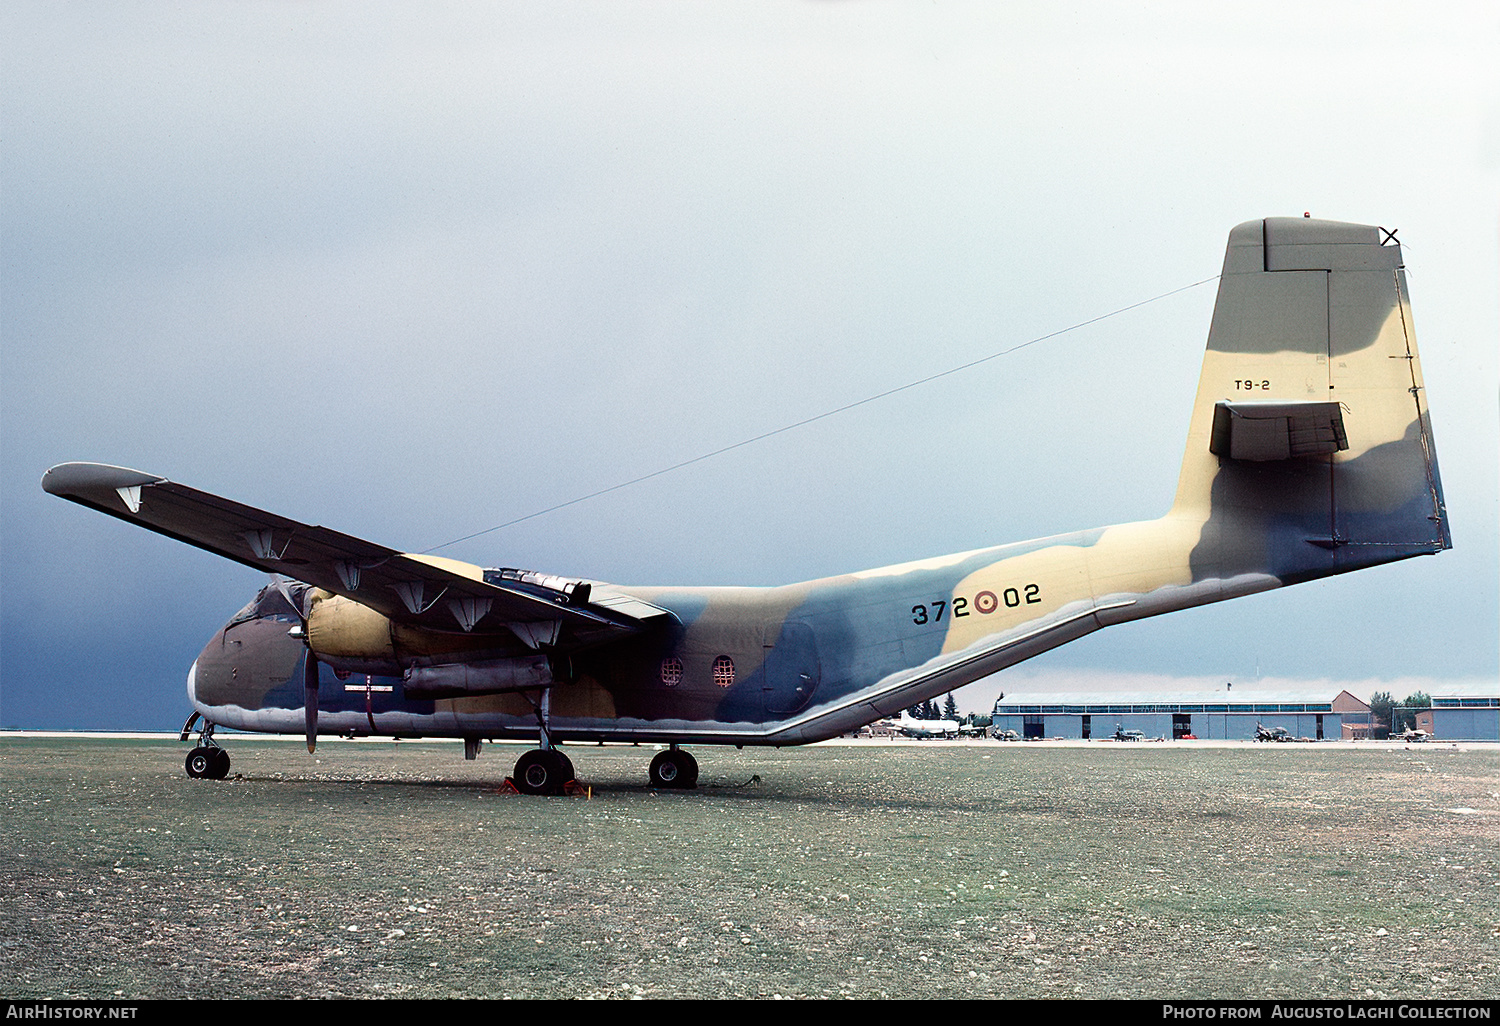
{"left": 2, "top": 735, "right": 1496, "bottom": 999}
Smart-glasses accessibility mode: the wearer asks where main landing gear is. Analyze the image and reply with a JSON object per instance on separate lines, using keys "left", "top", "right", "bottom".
{"left": 509, "top": 687, "right": 577, "bottom": 796}
{"left": 512, "top": 748, "right": 576, "bottom": 796}
{"left": 648, "top": 746, "right": 698, "bottom": 789}
{"left": 506, "top": 689, "right": 699, "bottom": 793}
{"left": 180, "top": 712, "right": 231, "bottom": 780}
{"left": 508, "top": 745, "right": 699, "bottom": 793}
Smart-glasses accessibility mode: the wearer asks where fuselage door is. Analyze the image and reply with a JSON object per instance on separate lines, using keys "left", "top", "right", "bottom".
{"left": 762, "top": 621, "right": 820, "bottom": 717}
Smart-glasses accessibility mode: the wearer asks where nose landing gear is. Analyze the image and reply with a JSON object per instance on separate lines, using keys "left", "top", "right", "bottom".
{"left": 181, "top": 713, "right": 231, "bottom": 779}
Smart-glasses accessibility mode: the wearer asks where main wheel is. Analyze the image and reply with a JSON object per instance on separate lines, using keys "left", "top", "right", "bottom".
{"left": 185, "top": 747, "right": 213, "bottom": 778}
{"left": 513, "top": 749, "right": 573, "bottom": 796}
{"left": 648, "top": 749, "right": 699, "bottom": 790}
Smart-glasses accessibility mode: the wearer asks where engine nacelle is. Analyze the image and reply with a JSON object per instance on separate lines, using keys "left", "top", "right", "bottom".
{"left": 305, "top": 589, "right": 545, "bottom": 678}
{"left": 305, "top": 591, "right": 401, "bottom": 675}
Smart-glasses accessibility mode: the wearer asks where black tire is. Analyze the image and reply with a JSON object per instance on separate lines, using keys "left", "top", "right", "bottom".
{"left": 649, "top": 749, "right": 698, "bottom": 790}
{"left": 185, "top": 747, "right": 213, "bottom": 779}
{"left": 209, "top": 747, "right": 231, "bottom": 779}
{"left": 513, "top": 749, "right": 572, "bottom": 796}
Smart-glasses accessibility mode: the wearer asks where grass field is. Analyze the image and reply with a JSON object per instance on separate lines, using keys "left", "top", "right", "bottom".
{"left": 2, "top": 736, "right": 1496, "bottom": 999}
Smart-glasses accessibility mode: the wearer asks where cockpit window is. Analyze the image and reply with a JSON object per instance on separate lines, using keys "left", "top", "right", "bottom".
{"left": 224, "top": 579, "right": 308, "bottom": 631}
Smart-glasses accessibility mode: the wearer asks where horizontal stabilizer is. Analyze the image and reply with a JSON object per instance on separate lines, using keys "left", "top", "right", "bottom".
{"left": 1208, "top": 400, "right": 1348, "bottom": 462}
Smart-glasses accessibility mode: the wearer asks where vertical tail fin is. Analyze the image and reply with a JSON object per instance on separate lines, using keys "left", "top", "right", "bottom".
{"left": 1171, "top": 217, "right": 1449, "bottom": 585}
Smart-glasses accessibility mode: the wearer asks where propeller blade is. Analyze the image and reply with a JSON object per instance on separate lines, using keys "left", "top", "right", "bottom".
{"left": 304, "top": 651, "right": 319, "bottom": 754}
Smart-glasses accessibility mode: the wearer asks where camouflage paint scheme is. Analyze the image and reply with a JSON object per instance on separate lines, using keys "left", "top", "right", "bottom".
{"left": 44, "top": 217, "right": 1449, "bottom": 753}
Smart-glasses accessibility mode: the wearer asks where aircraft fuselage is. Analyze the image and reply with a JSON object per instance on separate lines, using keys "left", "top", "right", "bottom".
{"left": 189, "top": 514, "right": 1298, "bottom": 748}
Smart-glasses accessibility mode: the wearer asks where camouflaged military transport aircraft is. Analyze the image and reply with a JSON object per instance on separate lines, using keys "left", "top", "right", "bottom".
{"left": 42, "top": 217, "right": 1450, "bottom": 794}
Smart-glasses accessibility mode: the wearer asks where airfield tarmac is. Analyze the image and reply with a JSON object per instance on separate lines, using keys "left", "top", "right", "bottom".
{"left": 1, "top": 735, "right": 1496, "bottom": 1000}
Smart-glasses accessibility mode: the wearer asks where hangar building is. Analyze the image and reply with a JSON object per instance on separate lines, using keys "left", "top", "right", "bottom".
{"left": 1413, "top": 683, "right": 1500, "bottom": 741}
{"left": 991, "top": 686, "right": 1369, "bottom": 741}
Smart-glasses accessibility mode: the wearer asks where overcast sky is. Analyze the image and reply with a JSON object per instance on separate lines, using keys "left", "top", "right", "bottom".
{"left": 3, "top": 2, "right": 1496, "bottom": 729}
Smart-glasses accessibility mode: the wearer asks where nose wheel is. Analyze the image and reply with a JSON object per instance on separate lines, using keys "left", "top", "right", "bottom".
{"left": 185, "top": 744, "right": 231, "bottom": 779}
{"left": 649, "top": 747, "right": 698, "bottom": 789}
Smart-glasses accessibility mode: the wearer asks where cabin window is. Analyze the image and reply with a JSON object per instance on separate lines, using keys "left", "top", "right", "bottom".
{"left": 660, "top": 657, "right": 683, "bottom": 687}
{"left": 713, "top": 655, "right": 735, "bottom": 688}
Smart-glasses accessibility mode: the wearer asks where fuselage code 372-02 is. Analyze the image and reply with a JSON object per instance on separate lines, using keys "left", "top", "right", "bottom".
{"left": 911, "top": 586, "right": 1042, "bottom": 624}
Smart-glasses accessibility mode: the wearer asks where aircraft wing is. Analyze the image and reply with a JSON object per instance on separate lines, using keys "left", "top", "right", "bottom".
{"left": 41, "top": 462, "right": 667, "bottom": 644}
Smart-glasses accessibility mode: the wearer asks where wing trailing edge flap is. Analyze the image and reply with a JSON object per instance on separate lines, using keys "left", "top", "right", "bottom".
{"left": 41, "top": 462, "right": 672, "bottom": 646}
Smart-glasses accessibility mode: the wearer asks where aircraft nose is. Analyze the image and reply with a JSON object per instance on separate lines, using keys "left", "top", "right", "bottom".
{"left": 186, "top": 659, "right": 199, "bottom": 704}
